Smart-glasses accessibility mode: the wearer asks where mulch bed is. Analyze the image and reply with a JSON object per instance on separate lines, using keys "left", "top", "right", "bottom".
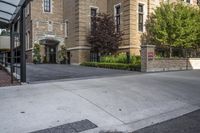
{"left": 0, "top": 66, "right": 20, "bottom": 87}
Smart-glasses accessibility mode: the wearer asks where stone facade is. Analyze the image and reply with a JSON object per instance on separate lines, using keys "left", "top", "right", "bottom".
{"left": 25, "top": 0, "right": 64, "bottom": 63}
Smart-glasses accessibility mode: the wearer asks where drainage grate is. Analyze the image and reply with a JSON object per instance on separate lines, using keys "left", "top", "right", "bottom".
{"left": 31, "top": 119, "right": 97, "bottom": 133}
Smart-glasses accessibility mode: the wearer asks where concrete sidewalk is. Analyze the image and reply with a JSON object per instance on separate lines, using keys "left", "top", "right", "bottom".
{"left": 0, "top": 70, "right": 200, "bottom": 133}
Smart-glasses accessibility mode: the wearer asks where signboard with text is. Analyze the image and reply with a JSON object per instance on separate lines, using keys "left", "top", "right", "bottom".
{"left": 148, "top": 52, "right": 154, "bottom": 61}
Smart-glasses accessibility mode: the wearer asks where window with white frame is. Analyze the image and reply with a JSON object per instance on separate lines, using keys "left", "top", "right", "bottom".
{"left": 91, "top": 7, "right": 98, "bottom": 33}
{"left": 25, "top": 3, "right": 29, "bottom": 17}
{"left": 44, "top": 0, "right": 51, "bottom": 12}
{"left": 138, "top": 4, "right": 144, "bottom": 32}
{"left": 65, "top": 20, "right": 69, "bottom": 38}
{"left": 114, "top": 4, "right": 121, "bottom": 33}
{"left": 26, "top": 32, "right": 30, "bottom": 50}
{"left": 27, "top": 3, "right": 29, "bottom": 16}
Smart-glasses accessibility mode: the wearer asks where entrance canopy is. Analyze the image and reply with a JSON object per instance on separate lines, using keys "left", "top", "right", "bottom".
{"left": 40, "top": 39, "right": 60, "bottom": 46}
{"left": 0, "top": 0, "right": 27, "bottom": 28}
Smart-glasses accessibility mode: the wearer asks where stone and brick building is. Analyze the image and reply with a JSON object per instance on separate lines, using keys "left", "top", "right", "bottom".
{"left": 25, "top": 0, "right": 64, "bottom": 63}
{"left": 25, "top": 0, "right": 198, "bottom": 64}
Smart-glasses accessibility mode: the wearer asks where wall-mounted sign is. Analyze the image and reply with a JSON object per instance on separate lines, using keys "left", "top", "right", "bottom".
{"left": 148, "top": 52, "right": 154, "bottom": 61}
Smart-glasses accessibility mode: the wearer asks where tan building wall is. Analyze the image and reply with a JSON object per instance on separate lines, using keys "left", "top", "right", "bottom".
{"left": 64, "top": 0, "right": 107, "bottom": 64}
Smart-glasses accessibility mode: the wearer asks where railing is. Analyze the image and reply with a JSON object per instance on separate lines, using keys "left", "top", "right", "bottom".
{"left": 0, "top": 53, "right": 21, "bottom": 83}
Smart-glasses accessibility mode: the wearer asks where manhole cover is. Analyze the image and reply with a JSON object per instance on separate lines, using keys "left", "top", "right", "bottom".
{"left": 31, "top": 119, "right": 97, "bottom": 133}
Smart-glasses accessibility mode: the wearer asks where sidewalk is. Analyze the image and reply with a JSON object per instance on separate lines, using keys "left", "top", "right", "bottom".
{"left": 0, "top": 67, "right": 19, "bottom": 87}
{"left": 0, "top": 70, "right": 200, "bottom": 133}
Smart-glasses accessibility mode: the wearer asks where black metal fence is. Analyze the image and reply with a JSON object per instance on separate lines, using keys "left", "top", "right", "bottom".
{"left": 0, "top": 32, "right": 21, "bottom": 83}
{"left": 155, "top": 47, "right": 200, "bottom": 58}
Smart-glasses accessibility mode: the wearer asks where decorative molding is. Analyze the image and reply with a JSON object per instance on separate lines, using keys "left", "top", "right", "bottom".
{"left": 67, "top": 46, "right": 91, "bottom": 51}
{"left": 119, "top": 45, "right": 141, "bottom": 49}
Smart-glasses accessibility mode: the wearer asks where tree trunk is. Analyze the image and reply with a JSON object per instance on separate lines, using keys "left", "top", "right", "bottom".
{"left": 169, "top": 46, "right": 172, "bottom": 58}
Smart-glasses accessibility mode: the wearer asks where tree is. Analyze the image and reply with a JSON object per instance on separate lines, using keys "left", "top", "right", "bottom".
{"left": 145, "top": 2, "right": 200, "bottom": 57}
{"left": 88, "top": 13, "right": 123, "bottom": 56}
{"left": 58, "top": 45, "right": 67, "bottom": 64}
{"left": 33, "top": 43, "right": 41, "bottom": 64}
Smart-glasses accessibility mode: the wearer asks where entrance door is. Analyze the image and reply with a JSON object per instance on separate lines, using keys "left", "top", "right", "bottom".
{"left": 49, "top": 46, "right": 56, "bottom": 63}
{"left": 67, "top": 51, "right": 70, "bottom": 64}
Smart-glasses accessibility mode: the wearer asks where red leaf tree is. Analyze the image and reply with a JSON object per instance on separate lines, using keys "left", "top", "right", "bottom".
{"left": 88, "top": 13, "right": 123, "bottom": 56}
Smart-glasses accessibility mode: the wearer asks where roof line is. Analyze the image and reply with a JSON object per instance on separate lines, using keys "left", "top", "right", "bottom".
{"left": 0, "top": 17, "right": 9, "bottom": 22}
{"left": 0, "top": 0, "right": 18, "bottom": 7}
{"left": 0, "top": 10, "right": 13, "bottom": 16}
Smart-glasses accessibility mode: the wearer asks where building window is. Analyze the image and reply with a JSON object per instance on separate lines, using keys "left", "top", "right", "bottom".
{"left": 138, "top": 4, "right": 144, "bottom": 32}
{"left": 65, "top": 20, "right": 69, "bottom": 38}
{"left": 44, "top": 0, "right": 51, "bottom": 12}
{"left": 115, "top": 4, "right": 121, "bottom": 33}
{"left": 26, "top": 32, "right": 30, "bottom": 50}
{"left": 91, "top": 7, "right": 98, "bottom": 33}
{"left": 25, "top": 3, "right": 30, "bottom": 17}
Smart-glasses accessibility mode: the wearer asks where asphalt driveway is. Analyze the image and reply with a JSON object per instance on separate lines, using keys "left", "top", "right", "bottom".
{"left": 0, "top": 70, "right": 200, "bottom": 133}
{"left": 26, "top": 64, "right": 136, "bottom": 83}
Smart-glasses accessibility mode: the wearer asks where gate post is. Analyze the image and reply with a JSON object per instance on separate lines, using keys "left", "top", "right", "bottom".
{"left": 10, "top": 23, "right": 14, "bottom": 83}
{"left": 20, "top": 7, "right": 26, "bottom": 83}
{"left": 141, "top": 45, "right": 155, "bottom": 72}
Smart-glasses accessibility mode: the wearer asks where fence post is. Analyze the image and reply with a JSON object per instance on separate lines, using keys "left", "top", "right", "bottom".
{"left": 126, "top": 52, "right": 130, "bottom": 64}
{"left": 141, "top": 45, "right": 155, "bottom": 72}
{"left": 10, "top": 23, "right": 14, "bottom": 83}
{"left": 20, "top": 7, "right": 26, "bottom": 83}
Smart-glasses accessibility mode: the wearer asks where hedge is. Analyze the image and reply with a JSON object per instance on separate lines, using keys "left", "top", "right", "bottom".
{"left": 80, "top": 62, "right": 141, "bottom": 71}
{"left": 100, "top": 53, "right": 141, "bottom": 64}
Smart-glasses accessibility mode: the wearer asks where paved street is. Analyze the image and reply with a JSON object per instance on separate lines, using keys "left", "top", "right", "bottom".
{"left": 0, "top": 70, "right": 200, "bottom": 133}
{"left": 133, "top": 109, "right": 200, "bottom": 133}
{"left": 26, "top": 64, "right": 136, "bottom": 83}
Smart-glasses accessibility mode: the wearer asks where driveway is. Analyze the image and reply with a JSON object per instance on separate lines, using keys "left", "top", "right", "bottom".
{"left": 26, "top": 64, "right": 136, "bottom": 83}
{"left": 0, "top": 70, "right": 200, "bottom": 133}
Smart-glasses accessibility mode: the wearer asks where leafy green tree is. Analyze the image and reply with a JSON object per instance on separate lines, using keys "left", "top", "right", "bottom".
{"left": 145, "top": 2, "right": 200, "bottom": 57}
{"left": 58, "top": 45, "right": 67, "bottom": 64}
{"left": 88, "top": 13, "right": 123, "bottom": 55}
{"left": 33, "top": 43, "right": 41, "bottom": 64}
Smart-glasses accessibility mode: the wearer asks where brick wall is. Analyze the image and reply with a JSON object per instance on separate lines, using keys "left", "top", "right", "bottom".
{"left": 141, "top": 45, "right": 200, "bottom": 72}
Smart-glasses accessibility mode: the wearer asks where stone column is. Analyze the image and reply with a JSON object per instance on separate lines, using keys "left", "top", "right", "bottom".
{"left": 141, "top": 45, "right": 155, "bottom": 72}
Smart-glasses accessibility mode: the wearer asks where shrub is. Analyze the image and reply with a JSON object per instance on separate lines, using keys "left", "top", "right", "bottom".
{"left": 33, "top": 43, "right": 41, "bottom": 64}
{"left": 80, "top": 62, "right": 141, "bottom": 71}
{"left": 100, "top": 53, "right": 141, "bottom": 64}
{"left": 58, "top": 45, "right": 67, "bottom": 64}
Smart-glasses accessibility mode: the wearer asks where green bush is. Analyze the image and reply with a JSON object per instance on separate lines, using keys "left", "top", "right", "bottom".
{"left": 33, "top": 43, "right": 41, "bottom": 64}
{"left": 80, "top": 62, "right": 141, "bottom": 71}
{"left": 100, "top": 53, "right": 141, "bottom": 64}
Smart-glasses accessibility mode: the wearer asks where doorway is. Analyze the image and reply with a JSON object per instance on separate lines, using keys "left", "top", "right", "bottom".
{"left": 67, "top": 51, "right": 71, "bottom": 64}
{"left": 40, "top": 39, "right": 59, "bottom": 64}
{"left": 48, "top": 46, "right": 57, "bottom": 64}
